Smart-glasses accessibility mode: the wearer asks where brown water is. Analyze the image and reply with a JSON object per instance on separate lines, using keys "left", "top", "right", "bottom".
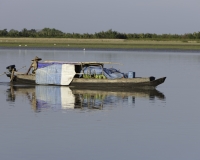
{"left": 0, "top": 49, "right": 200, "bottom": 160}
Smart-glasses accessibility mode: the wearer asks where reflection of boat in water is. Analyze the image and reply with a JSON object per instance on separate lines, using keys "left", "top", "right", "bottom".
{"left": 6, "top": 85, "right": 165, "bottom": 112}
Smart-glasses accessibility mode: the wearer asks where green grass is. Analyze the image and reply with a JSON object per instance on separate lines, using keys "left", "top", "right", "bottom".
{"left": 0, "top": 38, "right": 200, "bottom": 50}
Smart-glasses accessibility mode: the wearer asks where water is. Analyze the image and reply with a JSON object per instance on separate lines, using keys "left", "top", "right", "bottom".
{"left": 0, "top": 49, "right": 200, "bottom": 160}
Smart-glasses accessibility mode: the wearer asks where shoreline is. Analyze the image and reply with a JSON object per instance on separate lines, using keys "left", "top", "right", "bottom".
{"left": 1, "top": 38, "right": 200, "bottom": 51}
{"left": 1, "top": 46, "right": 200, "bottom": 53}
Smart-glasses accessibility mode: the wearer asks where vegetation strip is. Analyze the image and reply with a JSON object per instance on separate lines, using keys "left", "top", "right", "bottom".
{"left": 1, "top": 28, "right": 200, "bottom": 40}
{"left": 1, "top": 38, "right": 200, "bottom": 50}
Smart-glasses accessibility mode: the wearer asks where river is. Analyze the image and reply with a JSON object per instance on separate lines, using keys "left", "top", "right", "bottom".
{"left": 0, "top": 49, "right": 200, "bottom": 160}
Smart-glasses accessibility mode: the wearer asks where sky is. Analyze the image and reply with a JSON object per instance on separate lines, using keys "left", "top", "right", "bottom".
{"left": 0, "top": 0, "right": 200, "bottom": 34}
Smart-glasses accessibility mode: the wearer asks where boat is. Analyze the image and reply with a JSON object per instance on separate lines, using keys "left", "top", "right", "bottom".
{"left": 5, "top": 56, "right": 166, "bottom": 89}
{"left": 6, "top": 85, "right": 165, "bottom": 112}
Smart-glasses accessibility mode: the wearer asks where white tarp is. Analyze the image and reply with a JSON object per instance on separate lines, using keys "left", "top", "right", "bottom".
{"left": 36, "top": 64, "right": 76, "bottom": 85}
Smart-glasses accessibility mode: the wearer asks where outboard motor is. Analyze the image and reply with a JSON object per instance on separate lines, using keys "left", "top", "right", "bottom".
{"left": 6, "top": 65, "right": 16, "bottom": 73}
{"left": 149, "top": 76, "right": 155, "bottom": 81}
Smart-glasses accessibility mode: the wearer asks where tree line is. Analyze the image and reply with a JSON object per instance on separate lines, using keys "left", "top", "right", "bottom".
{"left": 0, "top": 28, "right": 200, "bottom": 40}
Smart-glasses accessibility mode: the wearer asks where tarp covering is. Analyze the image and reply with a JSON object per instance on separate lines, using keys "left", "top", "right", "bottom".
{"left": 36, "top": 64, "right": 76, "bottom": 85}
{"left": 81, "top": 66, "right": 125, "bottom": 79}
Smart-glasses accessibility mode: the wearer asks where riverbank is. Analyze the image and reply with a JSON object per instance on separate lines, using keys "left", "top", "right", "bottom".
{"left": 1, "top": 38, "right": 200, "bottom": 50}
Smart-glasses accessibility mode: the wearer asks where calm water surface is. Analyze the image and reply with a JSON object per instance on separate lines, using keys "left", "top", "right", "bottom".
{"left": 0, "top": 49, "right": 200, "bottom": 160}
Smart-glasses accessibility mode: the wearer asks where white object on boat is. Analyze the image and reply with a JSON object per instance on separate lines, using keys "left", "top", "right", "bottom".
{"left": 36, "top": 64, "right": 76, "bottom": 85}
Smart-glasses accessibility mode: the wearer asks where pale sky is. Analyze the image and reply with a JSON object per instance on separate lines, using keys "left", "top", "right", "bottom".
{"left": 0, "top": 0, "right": 199, "bottom": 34}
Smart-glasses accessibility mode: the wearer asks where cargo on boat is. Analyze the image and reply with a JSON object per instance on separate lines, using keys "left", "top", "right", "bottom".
{"left": 5, "top": 56, "right": 166, "bottom": 89}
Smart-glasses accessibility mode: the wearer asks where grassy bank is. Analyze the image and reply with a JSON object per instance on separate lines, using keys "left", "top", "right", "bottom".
{"left": 0, "top": 38, "right": 200, "bottom": 50}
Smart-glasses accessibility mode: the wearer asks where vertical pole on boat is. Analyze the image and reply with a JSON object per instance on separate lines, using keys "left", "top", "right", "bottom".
{"left": 100, "top": 65, "right": 103, "bottom": 76}
{"left": 10, "top": 68, "right": 15, "bottom": 82}
{"left": 81, "top": 62, "right": 83, "bottom": 78}
{"left": 26, "top": 63, "right": 33, "bottom": 75}
{"left": 81, "top": 62, "right": 83, "bottom": 71}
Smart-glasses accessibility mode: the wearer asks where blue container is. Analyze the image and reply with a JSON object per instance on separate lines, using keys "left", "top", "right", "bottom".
{"left": 128, "top": 71, "right": 135, "bottom": 78}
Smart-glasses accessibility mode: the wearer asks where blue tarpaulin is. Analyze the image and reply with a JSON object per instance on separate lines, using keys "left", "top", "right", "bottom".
{"left": 81, "top": 66, "right": 125, "bottom": 79}
{"left": 38, "top": 62, "right": 54, "bottom": 69}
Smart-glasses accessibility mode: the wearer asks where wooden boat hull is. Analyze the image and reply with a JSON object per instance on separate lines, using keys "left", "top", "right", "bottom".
{"left": 10, "top": 74, "right": 166, "bottom": 89}
{"left": 70, "top": 77, "right": 166, "bottom": 89}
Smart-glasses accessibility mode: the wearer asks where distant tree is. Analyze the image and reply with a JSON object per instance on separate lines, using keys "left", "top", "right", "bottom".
{"left": 139, "top": 33, "right": 144, "bottom": 39}
{"left": 72, "top": 32, "right": 81, "bottom": 38}
{"left": 64, "top": 33, "right": 73, "bottom": 38}
{"left": 28, "top": 29, "right": 37, "bottom": 37}
{"left": 193, "top": 32, "right": 200, "bottom": 39}
{"left": 0, "top": 29, "right": 8, "bottom": 36}
{"left": 8, "top": 29, "right": 19, "bottom": 37}
{"left": 51, "top": 28, "right": 63, "bottom": 37}
{"left": 37, "top": 28, "right": 64, "bottom": 37}
{"left": 20, "top": 28, "right": 29, "bottom": 37}
{"left": 144, "top": 33, "right": 152, "bottom": 38}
